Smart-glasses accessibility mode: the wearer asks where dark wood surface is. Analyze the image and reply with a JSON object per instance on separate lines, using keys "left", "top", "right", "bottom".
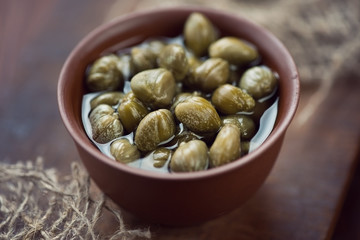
{"left": 1, "top": 1, "right": 359, "bottom": 239}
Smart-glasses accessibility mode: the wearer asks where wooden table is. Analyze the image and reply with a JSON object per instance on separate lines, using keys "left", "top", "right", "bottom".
{"left": 1, "top": 1, "right": 359, "bottom": 239}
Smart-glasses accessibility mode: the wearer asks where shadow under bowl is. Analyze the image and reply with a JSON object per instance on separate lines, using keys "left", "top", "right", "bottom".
{"left": 58, "top": 6, "right": 300, "bottom": 226}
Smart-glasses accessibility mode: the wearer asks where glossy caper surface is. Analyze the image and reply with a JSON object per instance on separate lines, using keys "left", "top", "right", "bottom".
{"left": 222, "top": 114, "right": 256, "bottom": 140}
{"left": 212, "top": 84, "right": 255, "bottom": 114}
{"left": 117, "top": 97, "right": 149, "bottom": 133}
{"left": 91, "top": 112, "right": 124, "bottom": 144}
{"left": 209, "top": 124, "right": 241, "bottom": 167}
{"left": 130, "top": 68, "right": 176, "bottom": 109}
{"left": 86, "top": 54, "right": 124, "bottom": 91}
{"left": 175, "top": 96, "right": 221, "bottom": 133}
{"left": 135, "top": 109, "right": 175, "bottom": 152}
{"left": 184, "top": 12, "right": 218, "bottom": 56}
{"left": 170, "top": 140, "right": 208, "bottom": 172}
{"left": 239, "top": 66, "right": 278, "bottom": 99}
{"left": 90, "top": 92, "right": 124, "bottom": 110}
{"left": 131, "top": 47, "right": 157, "bottom": 73}
{"left": 110, "top": 138, "right": 140, "bottom": 163}
{"left": 158, "top": 44, "right": 189, "bottom": 81}
{"left": 209, "top": 37, "right": 258, "bottom": 65}
{"left": 191, "top": 58, "right": 229, "bottom": 92}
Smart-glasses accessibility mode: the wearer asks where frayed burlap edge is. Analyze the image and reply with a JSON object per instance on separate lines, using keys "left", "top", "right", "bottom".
{"left": 0, "top": 157, "right": 151, "bottom": 240}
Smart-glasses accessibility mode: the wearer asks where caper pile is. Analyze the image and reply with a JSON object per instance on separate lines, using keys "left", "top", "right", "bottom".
{"left": 83, "top": 12, "right": 278, "bottom": 173}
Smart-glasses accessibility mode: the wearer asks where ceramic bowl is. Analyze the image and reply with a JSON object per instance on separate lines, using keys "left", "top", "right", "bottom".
{"left": 58, "top": 6, "right": 300, "bottom": 226}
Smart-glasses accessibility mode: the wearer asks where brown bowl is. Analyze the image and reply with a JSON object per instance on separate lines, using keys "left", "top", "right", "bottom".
{"left": 58, "top": 7, "right": 299, "bottom": 226}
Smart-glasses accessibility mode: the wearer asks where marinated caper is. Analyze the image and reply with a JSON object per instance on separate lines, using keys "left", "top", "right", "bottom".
{"left": 90, "top": 91, "right": 125, "bottom": 109}
{"left": 152, "top": 147, "right": 172, "bottom": 168}
{"left": 117, "top": 97, "right": 149, "bottom": 133}
{"left": 170, "top": 140, "right": 208, "bottom": 172}
{"left": 158, "top": 44, "right": 189, "bottom": 81}
{"left": 91, "top": 113, "right": 124, "bottom": 144}
{"left": 175, "top": 96, "right": 221, "bottom": 133}
{"left": 135, "top": 109, "right": 175, "bottom": 152}
{"left": 110, "top": 138, "right": 140, "bottom": 163}
{"left": 192, "top": 58, "right": 229, "bottom": 92}
{"left": 222, "top": 114, "right": 256, "bottom": 140}
{"left": 184, "top": 12, "right": 218, "bottom": 56}
{"left": 130, "top": 68, "right": 176, "bottom": 109}
{"left": 89, "top": 104, "right": 115, "bottom": 125}
{"left": 87, "top": 54, "right": 124, "bottom": 92}
{"left": 147, "top": 40, "right": 166, "bottom": 56}
{"left": 170, "top": 92, "right": 196, "bottom": 112}
{"left": 131, "top": 47, "right": 157, "bottom": 73}
{"left": 239, "top": 66, "right": 277, "bottom": 99}
{"left": 209, "top": 37, "right": 258, "bottom": 65}
{"left": 209, "top": 124, "right": 241, "bottom": 167}
{"left": 212, "top": 84, "right": 255, "bottom": 114}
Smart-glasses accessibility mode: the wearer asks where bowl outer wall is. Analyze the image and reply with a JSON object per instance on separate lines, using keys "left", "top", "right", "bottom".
{"left": 58, "top": 7, "right": 299, "bottom": 225}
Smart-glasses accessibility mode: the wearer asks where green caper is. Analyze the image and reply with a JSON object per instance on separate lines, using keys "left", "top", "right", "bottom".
{"left": 117, "top": 54, "right": 135, "bottom": 79}
{"left": 147, "top": 40, "right": 166, "bottom": 56}
{"left": 90, "top": 92, "right": 125, "bottom": 109}
{"left": 117, "top": 97, "right": 149, "bottom": 133}
{"left": 184, "top": 12, "right": 218, "bottom": 56}
{"left": 89, "top": 104, "right": 115, "bottom": 125}
{"left": 158, "top": 44, "right": 189, "bottom": 81}
{"left": 130, "top": 68, "right": 176, "bottom": 109}
{"left": 239, "top": 66, "right": 278, "bottom": 99}
{"left": 241, "top": 141, "right": 250, "bottom": 156}
{"left": 91, "top": 113, "right": 124, "bottom": 144}
{"left": 170, "top": 92, "right": 196, "bottom": 112}
{"left": 170, "top": 140, "right": 209, "bottom": 172}
{"left": 212, "top": 84, "right": 255, "bottom": 114}
{"left": 135, "top": 109, "right": 175, "bottom": 152}
{"left": 209, "top": 124, "right": 241, "bottom": 167}
{"left": 110, "top": 138, "right": 140, "bottom": 163}
{"left": 209, "top": 37, "right": 258, "bottom": 65}
{"left": 152, "top": 147, "right": 172, "bottom": 168}
{"left": 87, "top": 54, "right": 124, "bottom": 92}
{"left": 175, "top": 96, "right": 221, "bottom": 133}
{"left": 192, "top": 58, "right": 229, "bottom": 92}
{"left": 222, "top": 114, "right": 256, "bottom": 140}
{"left": 131, "top": 47, "right": 157, "bottom": 73}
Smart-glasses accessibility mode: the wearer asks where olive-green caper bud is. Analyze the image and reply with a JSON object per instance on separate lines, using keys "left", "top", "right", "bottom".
{"left": 87, "top": 54, "right": 124, "bottom": 92}
{"left": 239, "top": 66, "right": 278, "bottom": 99}
{"left": 90, "top": 92, "right": 125, "bottom": 109}
{"left": 130, "top": 68, "right": 176, "bottom": 109}
{"left": 170, "top": 140, "right": 209, "bottom": 172}
{"left": 170, "top": 92, "right": 195, "bottom": 112}
{"left": 175, "top": 96, "right": 221, "bottom": 133}
{"left": 209, "top": 37, "right": 258, "bottom": 65}
{"left": 135, "top": 109, "right": 175, "bottom": 152}
{"left": 117, "top": 54, "right": 135, "bottom": 80}
{"left": 91, "top": 112, "right": 124, "bottom": 144}
{"left": 209, "top": 124, "right": 241, "bottom": 167}
{"left": 110, "top": 138, "right": 140, "bottom": 163}
{"left": 89, "top": 104, "right": 115, "bottom": 125}
{"left": 117, "top": 97, "right": 149, "bottom": 133}
{"left": 158, "top": 44, "right": 189, "bottom": 81}
{"left": 131, "top": 47, "right": 157, "bottom": 73}
{"left": 222, "top": 114, "right": 256, "bottom": 140}
{"left": 152, "top": 147, "right": 172, "bottom": 168}
{"left": 147, "top": 40, "right": 166, "bottom": 56}
{"left": 241, "top": 141, "right": 250, "bottom": 156}
{"left": 184, "top": 12, "right": 218, "bottom": 56}
{"left": 192, "top": 58, "right": 229, "bottom": 92}
{"left": 212, "top": 84, "right": 255, "bottom": 114}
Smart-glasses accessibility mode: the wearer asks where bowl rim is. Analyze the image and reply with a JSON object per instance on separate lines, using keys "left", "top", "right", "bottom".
{"left": 58, "top": 6, "right": 300, "bottom": 181}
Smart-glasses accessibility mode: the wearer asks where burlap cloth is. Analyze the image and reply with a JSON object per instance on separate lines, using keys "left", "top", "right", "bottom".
{"left": 1, "top": 0, "right": 359, "bottom": 239}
